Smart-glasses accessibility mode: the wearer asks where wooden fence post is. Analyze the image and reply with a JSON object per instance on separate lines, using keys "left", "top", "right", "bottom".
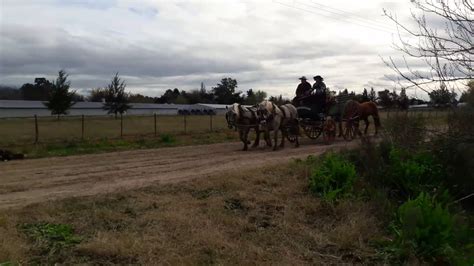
{"left": 154, "top": 113, "right": 157, "bottom": 137}
{"left": 183, "top": 114, "right": 187, "bottom": 134}
{"left": 81, "top": 115, "right": 85, "bottom": 140}
{"left": 120, "top": 113, "right": 123, "bottom": 138}
{"left": 34, "top": 115, "right": 39, "bottom": 144}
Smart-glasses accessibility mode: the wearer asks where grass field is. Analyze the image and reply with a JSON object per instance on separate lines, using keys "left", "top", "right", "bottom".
{"left": 0, "top": 115, "right": 228, "bottom": 145}
{"left": 0, "top": 162, "right": 385, "bottom": 264}
{"left": 0, "top": 109, "right": 451, "bottom": 158}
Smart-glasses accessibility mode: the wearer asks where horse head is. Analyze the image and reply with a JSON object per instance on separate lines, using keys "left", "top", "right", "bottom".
{"left": 225, "top": 103, "right": 240, "bottom": 129}
{"left": 256, "top": 100, "right": 276, "bottom": 126}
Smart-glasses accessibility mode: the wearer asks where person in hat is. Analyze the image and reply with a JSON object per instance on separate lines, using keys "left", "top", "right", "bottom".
{"left": 313, "top": 75, "right": 327, "bottom": 96}
{"left": 295, "top": 76, "right": 312, "bottom": 97}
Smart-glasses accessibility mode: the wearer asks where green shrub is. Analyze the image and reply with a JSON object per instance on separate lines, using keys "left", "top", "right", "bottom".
{"left": 18, "top": 222, "right": 82, "bottom": 255}
{"left": 308, "top": 153, "right": 357, "bottom": 202}
{"left": 385, "top": 148, "right": 445, "bottom": 200}
{"left": 390, "top": 192, "right": 473, "bottom": 264}
{"left": 160, "top": 134, "right": 175, "bottom": 144}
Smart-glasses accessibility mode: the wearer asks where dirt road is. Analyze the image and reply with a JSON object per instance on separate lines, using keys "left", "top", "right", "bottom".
{"left": 0, "top": 140, "right": 356, "bottom": 209}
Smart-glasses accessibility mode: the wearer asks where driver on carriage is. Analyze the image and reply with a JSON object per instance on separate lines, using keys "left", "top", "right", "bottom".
{"left": 295, "top": 76, "right": 312, "bottom": 98}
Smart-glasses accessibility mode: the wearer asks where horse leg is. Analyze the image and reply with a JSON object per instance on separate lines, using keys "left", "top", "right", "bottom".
{"left": 252, "top": 127, "right": 260, "bottom": 147}
{"left": 239, "top": 130, "right": 248, "bottom": 151}
{"left": 295, "top": 124, "right": 300, "bottom": 147}
{"left": 264, "top": 128, "right": 272, "bottom": 147}
{"left": 273, "top": 123, "right": 279, "bottom": 151}
{"left": 364, "top": 118, "right": 370, "bottom": 135}
{"left": 279, "top": 128, "right": 285, "bottom": 148}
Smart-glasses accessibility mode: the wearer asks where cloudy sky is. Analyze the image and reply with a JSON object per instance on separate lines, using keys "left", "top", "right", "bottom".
{"left": 1, "top": 0, "right": 425, "bottom": 98}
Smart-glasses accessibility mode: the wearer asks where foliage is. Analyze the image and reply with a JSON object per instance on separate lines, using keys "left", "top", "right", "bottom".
{"left": 459, "top": 80, "right": 474, "bottom": 106}
{"left": 212, "top": 77, "right": 243, "bottom": 104}
{"left": 385, "top": 148, "right": 444, "bottom": 200}
{"left": 0, "top": 85, "right": 21, "bottom": 100}
{"left": 389, "top": 192, "right": 473, "bottom": 264}
{"left": 43, "top": 70, "right": 76, "bottom": 118}
{"left": 429, "top": 84, "right": 457, "bottom": 107}
{"left": 20, "top": 77, "right": 53, "bottom": 101}
{"left": 103, "top": 73, "right": 131, "bottom": 117}
{"left": 431, "top": 107, "right": 474, "bottom": 203}
{"left": 308, "top": 153, "right": 358, "bottom": 202}
{"left": 18, "top": 222, "right": 82, "bottom": 254}
{"left": 384, "top": 114, "right": 427, "bottom": 150}
{"left": 160, "top": 134, "right": 175, "bottom": 144}
{"left": 244, "top": 89, "right": 267, "bottom": 105}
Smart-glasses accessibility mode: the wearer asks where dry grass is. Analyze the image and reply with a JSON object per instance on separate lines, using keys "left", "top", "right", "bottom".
{"left": 0, "top": 161, "right": 385, "bottom": 264}
{"left": 0, "top": 115, "right": 228, "bottom": 145}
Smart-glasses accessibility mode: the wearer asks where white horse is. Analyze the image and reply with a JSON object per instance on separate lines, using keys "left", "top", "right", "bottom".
{"left": 225, "top": 103, "right": 271, "bottom": 151}
{"left": 256, "top": 100, "right": 299, "bottom": 150}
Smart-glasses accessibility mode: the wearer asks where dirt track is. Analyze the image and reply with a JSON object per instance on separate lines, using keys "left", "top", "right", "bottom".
{"left": 0, "top": 140, "right": 357, "bottom": 209}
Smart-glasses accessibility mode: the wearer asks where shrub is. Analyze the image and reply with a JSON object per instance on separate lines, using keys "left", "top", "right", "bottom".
{"left": 389, "top": 192, "right": 473, "bottom": 264}
{"left": 384, "top": 114, "right": 427, "bottom": 150}
{"left": 18, "top": 222, "right": 82, "bottom": 255}
{"left": 308, "top": 153, "right": 357, "bottom": 202}
{"left": 431, "top": 108, "right": 474, "bottom": 206}
{"left": 385, "top": 148, "right": 445, "bottom": 200}
{"left": 160, "top": 134, "right": 175, "bottom": 144}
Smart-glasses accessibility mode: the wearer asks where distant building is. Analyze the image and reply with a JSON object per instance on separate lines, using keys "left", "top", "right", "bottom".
{"left": 0, "top": 100, "right": 219, "bottom": 118}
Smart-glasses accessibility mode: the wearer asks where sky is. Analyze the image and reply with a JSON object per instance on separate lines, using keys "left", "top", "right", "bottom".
{"left": 0, "top": 0, "right": 430, "bottom": 99}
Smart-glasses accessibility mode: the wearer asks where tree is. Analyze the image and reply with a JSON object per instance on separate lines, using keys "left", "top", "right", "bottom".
{"left": 398, "top": 88, "right": 410, "bottom": 110}
{"left": 128, "top": 93, "right": 155, "bottom": 103}
{"left": 88, "top": 88, "right": 107, "bottom": 102}
{"left": 43, "top": 70, "right": 76, "bottom": 119}
{"left": 459, "top": 80, "right": 474, "bottom": 104}
{"left": 103, "top": 73, "right": 131, "bottom": 118}
{"left": 212, "top": 77, "right": 242, "bottom": 104}
{"left": 369, "top": 87, "right": 377, "bottom": 102}
{"left": 0, "top": 85, "right": 21, "bottom": 100}
{"left": 378, "top": 89, "right": 394, "bottom": 108}
{"left": 429, "top": 83, "right": 457, "bottom": 107}
{"left": 20, "top": 77, "right": 53, "bottom": 100}
{"left": 383, "top": 0, "right": 472, "bottom": 92}
{"left": 362, "top": 88, "right": 369, "bottom": 102}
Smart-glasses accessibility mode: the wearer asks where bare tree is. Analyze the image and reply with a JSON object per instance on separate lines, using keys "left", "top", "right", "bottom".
{"left": 383, "top": 0, "right": 473, "bottom": 93}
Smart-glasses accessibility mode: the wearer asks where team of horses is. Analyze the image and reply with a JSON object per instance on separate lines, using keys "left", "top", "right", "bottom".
{"left": 225, "top": 98, "right": 381, "bottom": 151}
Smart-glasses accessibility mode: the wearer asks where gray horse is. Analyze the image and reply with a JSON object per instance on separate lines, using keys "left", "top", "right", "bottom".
{"left": 256, "top": 100, "right": 300, "bottom": 151}
{"left": 225, "top": 103, "right": 271, "bottom": 151}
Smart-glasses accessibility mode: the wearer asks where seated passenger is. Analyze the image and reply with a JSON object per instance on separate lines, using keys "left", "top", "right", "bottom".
{"left": 295, "top": 76, "right": 312, "bottom": 98}
{"left": 312, "top": 75, "right": 327, "bottom": 96}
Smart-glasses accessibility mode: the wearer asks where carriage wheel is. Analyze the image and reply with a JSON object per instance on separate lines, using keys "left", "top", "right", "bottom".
{"left": 323, "top": 120, "right": 336, "bottom": 145}
{"left": 303, "top": 125, "right": 322, "bottom": 139}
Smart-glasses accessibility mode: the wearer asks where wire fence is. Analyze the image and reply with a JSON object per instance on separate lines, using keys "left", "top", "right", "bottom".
{"left": 0, "top": 108, "right": 452, "bottom": 146}
{"left": 0, "top": 114, "right": 228, "bottom": 145}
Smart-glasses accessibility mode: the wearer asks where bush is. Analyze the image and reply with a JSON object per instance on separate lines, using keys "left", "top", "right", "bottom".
{"left": 385, "top": 148, "right": 445, "bottom": 200}
{"left": 431, "top": 108, "right": 474, "bottom": 205}
{"left": 308, "top": 153, "right": 357, "bottom": 202}
{"left": 384, "top": 114, "right": 427, "bottom": 150}
{"left": 389, "top": 192, "right": 473, "bottom": 264}
{"left": 160, "top": 134, "right": 175, "bottom": 144}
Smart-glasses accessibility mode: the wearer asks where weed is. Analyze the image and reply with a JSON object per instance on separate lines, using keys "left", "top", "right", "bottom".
{"left": 308, "top": 153, "right": 358, "bottom": 202}
{"left": 160, "top": 134, "right": 175, "bottom": 144}
{"left": 18, "top": 222, "right": 82, "bottom": 255}
{"left": 387, "top": 192, "right": 473, "bottom": 264}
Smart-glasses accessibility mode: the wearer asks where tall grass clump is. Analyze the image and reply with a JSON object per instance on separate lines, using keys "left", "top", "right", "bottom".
{"left": 389, "top": 192, "right": 473, "bottom": 264}
{"left": 384, "top": 114, "right": 427, "bottom": 150}
{"left": 308, "top": 153, "right": 357, "bottom": 202}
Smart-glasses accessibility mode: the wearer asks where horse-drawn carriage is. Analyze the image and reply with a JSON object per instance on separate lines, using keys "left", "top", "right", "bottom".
{"left": 292, "top": 93, "right": 346, "bottom": 144}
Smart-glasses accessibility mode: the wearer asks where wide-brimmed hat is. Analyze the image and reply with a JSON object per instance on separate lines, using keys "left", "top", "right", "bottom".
{"left": 313, "top": 75, "right": 323, "bottom": 81}
{"left": 299, "top": 76, "right": 307, "bottom": 80}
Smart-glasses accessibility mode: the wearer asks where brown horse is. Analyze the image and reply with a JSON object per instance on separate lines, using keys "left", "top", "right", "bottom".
{"left": 342, "top": 100, "right": 381, "bottom": 136}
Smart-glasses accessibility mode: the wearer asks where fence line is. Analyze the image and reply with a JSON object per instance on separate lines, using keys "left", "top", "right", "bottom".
{"left": 0, "top": 113, "right": 223, "bottom": 145}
